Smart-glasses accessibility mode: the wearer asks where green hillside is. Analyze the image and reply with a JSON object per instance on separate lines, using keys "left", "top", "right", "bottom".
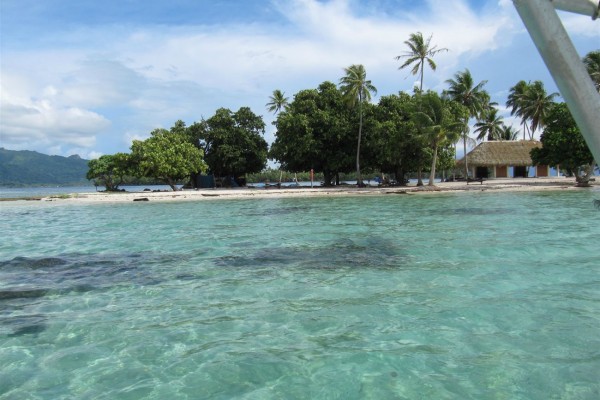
{"left": 0, "top": 148, "right": 89, "bottom": 186}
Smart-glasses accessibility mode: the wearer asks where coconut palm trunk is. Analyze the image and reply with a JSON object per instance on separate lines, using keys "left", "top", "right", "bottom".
{"left": 463, "top": 133, "right": 469, "bottom": 181}
{"left": 429, "top": 143, "right": 438, "bottom": 185}
{"left": 339, "top": 64, "right": 377, "bottom": 188}
{"left": 444, "top": 69, "right": 489, "bottom": 182}
{"left": 356, "top": 95, "right": 364, "bottom": 185}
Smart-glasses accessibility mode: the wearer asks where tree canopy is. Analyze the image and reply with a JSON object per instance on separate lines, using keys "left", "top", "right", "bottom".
{"left": 413, "top": 92, "right": 464, "bottom": 185}
{"left": 82, "top": 40, "right": 593, "bottom": 190}
{"left": 270, "top": 81, "right": 355, "bottom": 186}
{"left": 193, "top": 107, "right": 268, "bottom": 184}
{"left": 583, "top": 50, "right": 600, "bottom": 92}
{"left": 530, "top": 103, "right": 595, "bottom": 186}
{"left": 86, "top": 153, "right": 132, "bottom": 191}
{"left": 266, "top": 90, "right": 289, "bottom": 114}
{"left": 366, "top": 92, "right": 420, "bottom": 184}
{"left": 130, "top": 125, "right": 207, "bottom": 191}
{"left": 474, "top": 107, "right": 505, "bottom": 141}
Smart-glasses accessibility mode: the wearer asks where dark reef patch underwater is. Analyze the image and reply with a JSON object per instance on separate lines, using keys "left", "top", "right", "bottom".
{"left": 0, "top": 253, "right": 180, "bottom": 337}
{"left": 214, "top": 236, "right": 407, "bottom": 270}
{"left": 0, "top": 237, "right": 406, "bottom": 337}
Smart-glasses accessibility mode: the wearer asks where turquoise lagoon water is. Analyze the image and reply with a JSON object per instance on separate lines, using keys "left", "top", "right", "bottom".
{"left": 1, "top": 190, "right": 599, "bottom": 399}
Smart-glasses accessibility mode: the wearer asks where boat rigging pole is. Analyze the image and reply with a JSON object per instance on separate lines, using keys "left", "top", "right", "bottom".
{"left": 513, "top": 0, "right": 600, "bottom": 164}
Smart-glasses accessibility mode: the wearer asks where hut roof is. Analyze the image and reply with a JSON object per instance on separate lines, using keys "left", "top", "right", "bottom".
{"left": 457, "top": 140, "right": 542, "bottom": 167}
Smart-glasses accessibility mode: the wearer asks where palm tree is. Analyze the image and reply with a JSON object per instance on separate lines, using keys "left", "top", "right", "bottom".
{"left": 506, "top": 80, "right": 530, "bottom": 140}
{"left": 498, "top": 125, "right": 519, "bottom": 141}
{"left": 395, "top": 32, "right": 447, "bottom": 92}
{"left": 583, "top": 50, "right": 600, "bottom": 92}
{"left": 413, "top": 92, "right": 463, "bottom": 185}
{"left": 444, "top": 69, "right": 489, "bottom": 180}
{"left": 339, "top": 64, "right": 377, "bottom": 186}
{"left": 519, "top": 81, "right": 558, "bottom": 139}
{"left": 474, "top": 106, "right": 504, "bottom": 141}
{"left": 266, "top": 89, "right": 289, "bottom": 114}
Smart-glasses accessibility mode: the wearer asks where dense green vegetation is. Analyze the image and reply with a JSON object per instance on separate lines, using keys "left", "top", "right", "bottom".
{"left": 130, "top": 127, "right": 207, "bottom": 191}
{"left": 87, "top": 109, "right": 268, "bottom": 191}
{"left": 269, "top": 81, "right": 356, "bottom": 186}
{"left": 0, "top": 148, "right": 89, "bottom": 186}
{"left": 86, "top": 153, "right": 131, "bottom": 191}
{"left": 15, "top": 37, "right": 593, "bottom": 191}
{"left": 190, "top": 107, "right": 269, "bottom": 182}
{"left": 583, "top": 50, "right": 600, "bottom": 92}
{"left": 531, "top": 103, "right": 595, "bottom": 186}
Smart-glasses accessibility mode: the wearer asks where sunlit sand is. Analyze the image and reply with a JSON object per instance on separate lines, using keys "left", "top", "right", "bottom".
{"left": 36, "top": 177, "right": 597, "bottom": 204}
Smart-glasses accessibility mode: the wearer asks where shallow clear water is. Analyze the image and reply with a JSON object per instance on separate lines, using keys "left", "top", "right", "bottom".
{"left": 1, "top": 190, "right": 599, "bottom": 399}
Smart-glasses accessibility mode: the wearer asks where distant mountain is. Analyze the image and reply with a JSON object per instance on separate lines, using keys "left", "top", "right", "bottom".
{"left": 0, "top": 148, "right": 90, "bottom": 186}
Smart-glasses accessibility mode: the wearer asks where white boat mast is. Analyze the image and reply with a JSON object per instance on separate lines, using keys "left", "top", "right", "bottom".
{"left": 513, "top": 0, "right": 600, "bottom": 163}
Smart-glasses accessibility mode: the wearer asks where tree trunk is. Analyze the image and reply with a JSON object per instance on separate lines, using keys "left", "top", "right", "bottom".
{"left": 323, "top": 171, "right": 334, "bottom": 187}
{"left": 189, "top": 172, "right": 199, "bottom": 189}
{"left": 417, "top": 167, "right": 424, "bottom": 186}
{"left": 394, "top": 166, "right": 406, "bottom": 186}
{"left": 528, "top": 124, "right": 535, "bottom": 140}
{"left": 429, "top": 143, "right": 438, "bottom": 186}
{"left": 453, "top": 142, "right": 457, "bottom": 181}
{"left": 463, "top": 133, "right": 469, "bottom": 183}
{"left": 167, "top": 178, "right": 178, "bottom": 191}
{"left": 356, "top": 104, "right": 363, "bottom": 187}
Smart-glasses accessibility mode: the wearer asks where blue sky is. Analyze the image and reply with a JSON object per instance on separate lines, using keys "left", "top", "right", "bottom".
{"left": 1, "top": 0, "right": 598, "bottom": 159}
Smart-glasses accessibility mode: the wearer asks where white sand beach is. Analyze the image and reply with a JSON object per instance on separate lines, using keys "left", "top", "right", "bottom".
{"left": 33, "top": 177, "right": 597, "bottom": 204}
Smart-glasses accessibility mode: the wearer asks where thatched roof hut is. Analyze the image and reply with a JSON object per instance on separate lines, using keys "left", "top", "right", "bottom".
{"left": 457, "top": 140, "right": 548, "bottom": 178}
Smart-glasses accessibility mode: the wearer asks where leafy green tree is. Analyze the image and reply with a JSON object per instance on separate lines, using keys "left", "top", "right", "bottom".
{"left": 86, "top": 153, "right": 132, "bottom": 191}
{"left": 395, "top": 32, "right": 447, "bottom": 92}
{"left": 193, "top": 107, "right": 268, "bottom": 185}
{"left": 474, "top": 106, "right": 504, "bottom": 141}
{"left": 270, "top": 81, "right": 355, "bottom": 186}
{"left": 130, "top": 126, "right": 207, "bottom": 191}
{"left": 583, "top": 50, "right": 600, "bottom": 92}
{"left": 366, "top": 93, "right": 420, "bottom": 185}
{"left": 170, "top": 119, "right": 188, "bottom": 136}
{"left": 339, "top": 64, "right": 377, "bottom": 186}
{"left": 530, "top": 103, "right": 595, "bottom": 186}
{"left": 436, "top": 145, "right": 457, "bottom": 181}
{"left": 266, "top": 90, "right": 289, "bottom": 114}
{"left": 444, "top": 69, "right": 489, "bottom": 179}
{"left": 443, "top": 100, "right": 469, "bottom": 177}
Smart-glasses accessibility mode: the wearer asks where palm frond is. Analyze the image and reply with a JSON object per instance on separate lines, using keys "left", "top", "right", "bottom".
{"left": 427, "top": 58, "right": 437, "bottom": 71}
{"left": 396, "top": 32, "right": 446, "bottom": 91}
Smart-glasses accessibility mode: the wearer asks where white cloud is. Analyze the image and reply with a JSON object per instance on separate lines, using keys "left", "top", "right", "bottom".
{"left": 559, "top": 11, "right": 600, "bottom": 38}
{"left": 5, "top": 0, "right": 591, "bottom": 157}
{"left": 114, "top": 0, "right": 515, "bottom": 95}
{"left": 0, "top": 73, "right": 110, "bottom": 153}
{"left": 60, "top": 58, "right": 146, "bottom": 108}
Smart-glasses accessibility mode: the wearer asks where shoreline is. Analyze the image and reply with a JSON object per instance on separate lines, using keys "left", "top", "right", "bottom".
{"left": 7, "top": 177, "right": 596, "bottom": 204}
